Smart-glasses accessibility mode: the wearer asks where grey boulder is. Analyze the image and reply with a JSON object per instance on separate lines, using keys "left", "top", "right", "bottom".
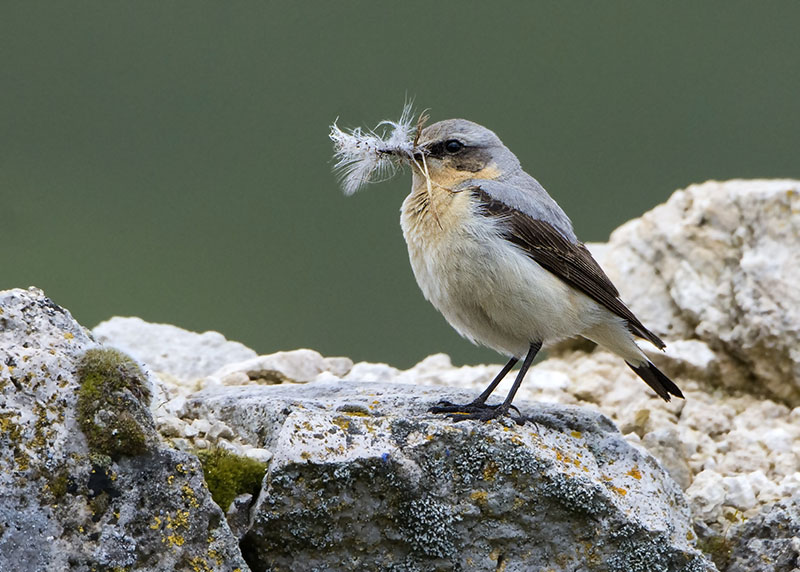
{"left": 0, "top": 288, "right": 248, "bottom": 572}
{"left": 184, "top": 382, "right": 715, "bottom": 572}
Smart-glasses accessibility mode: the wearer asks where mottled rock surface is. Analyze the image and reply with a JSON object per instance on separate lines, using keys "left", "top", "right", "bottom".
{"left": 724, "top": 494, "right": 800, "bottom": 572}
{"left": 588, "top": 179, "right": 800, "bottom": 403}
{"left": 183, "top": 382, "right": 714, "bottom": 572}
{"left": 0, "top": 288, "right": 248, "bottom": 572}
{"left": 6, "top": 179, "right": 796, "bottom": 571}
{"left": 94, "top": 315, "right": 258, "bottom": 384}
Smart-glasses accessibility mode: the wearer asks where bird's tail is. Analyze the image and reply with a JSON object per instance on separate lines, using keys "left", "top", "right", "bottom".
{"left": 626, "top": 361, "right": 684, "bottom": 402}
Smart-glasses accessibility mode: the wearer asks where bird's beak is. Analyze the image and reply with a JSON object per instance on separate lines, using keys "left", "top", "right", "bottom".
{"left": 376, "top": 145, "right": 426, "bottom": 166}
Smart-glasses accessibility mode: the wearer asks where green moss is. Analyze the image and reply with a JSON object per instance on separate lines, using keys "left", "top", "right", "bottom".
{"left": 696, "top": 533, "right": 733, "bottom": 570}
{"left": 196, "top": 448, "right": 267, "bottom": 511}
{"left": 0, "top": 411, "right": 30, "bottom": 471}
{"left": 48, "top": 466, "right": 71, "bottom": 500}
{"left": 76, "top": 348, "right": 153, "bottom": 460}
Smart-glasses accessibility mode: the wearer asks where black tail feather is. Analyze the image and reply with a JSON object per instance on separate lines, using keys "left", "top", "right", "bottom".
{"left": 626, "top": 361, "right": 684, "bottom": 401}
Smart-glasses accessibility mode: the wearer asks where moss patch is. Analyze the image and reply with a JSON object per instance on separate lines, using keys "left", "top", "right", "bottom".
{"left": 46, "top": 465, "right": 72, "bottom": 501}
{"left": 76, "top": 348, "right": 153, "bottom": 460}
{"left": 696, "top": 533, "right": 733, "bottom": 570}
{"left": 196, "top": 448, "right": 267, "bottom": 511}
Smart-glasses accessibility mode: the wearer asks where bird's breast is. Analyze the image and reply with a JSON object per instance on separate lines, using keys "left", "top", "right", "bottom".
{"left": 399, "top": 183, "right": 598, "bottom": 355}
{"left": 400, "top": 182, "right": 494, "bottom": 314}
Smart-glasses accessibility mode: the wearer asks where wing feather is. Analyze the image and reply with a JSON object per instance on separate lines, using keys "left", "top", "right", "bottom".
{"left": 471, "top": 186, "right": 665, "bottom": 349}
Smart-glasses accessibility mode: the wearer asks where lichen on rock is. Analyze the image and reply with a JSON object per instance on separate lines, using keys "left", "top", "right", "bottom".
{"left": 5, "top": 178, "right": 798, "bottom": 571}
{"left": 185, "top": 382, "right": 714, "bottom": 571}
{"left": 0, "top": 288, "right": 248, "bottom": 571}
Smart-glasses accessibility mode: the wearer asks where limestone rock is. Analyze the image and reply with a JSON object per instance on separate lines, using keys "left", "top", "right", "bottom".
{"left": 209, "top": 349, "right": 354, "bottom": 386}
{"left": 93, "top": 315, "right": 258, "bottom": 383}
{"left": 724, "top": 494, "right": 800, "bottom": 572}
{"left": 0, "top": 288, "right": 248, "bottom": 572}
{"left": 409, "top": 348, "right": 800, "bottom": 538}
{"left": 589, "top": 179, "right": 800, "bottom": 402}
{"left": 183, "top": 381, "right": 715, "bottom": 572}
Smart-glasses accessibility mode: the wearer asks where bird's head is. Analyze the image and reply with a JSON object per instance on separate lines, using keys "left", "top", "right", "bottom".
{"left": 410, "top": 119, "right": 521, "bottom": 188}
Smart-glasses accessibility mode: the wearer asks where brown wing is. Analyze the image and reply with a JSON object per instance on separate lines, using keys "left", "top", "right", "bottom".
{"left": 471, "top": 187, "right": 665, "bottom": 349}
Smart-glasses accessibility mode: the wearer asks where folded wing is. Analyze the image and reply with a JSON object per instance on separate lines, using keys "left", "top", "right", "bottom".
{"left": 470, "top": 185, "right": 666, "bottom": 350}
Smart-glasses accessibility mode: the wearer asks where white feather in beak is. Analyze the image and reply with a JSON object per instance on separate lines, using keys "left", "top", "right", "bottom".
{"left": 329, "top": 103, "right": 418, "bottom": 196}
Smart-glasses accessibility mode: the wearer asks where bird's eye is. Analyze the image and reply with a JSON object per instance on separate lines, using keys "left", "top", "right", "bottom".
{"left": 444, "top": 139, "right": 464, "bottom": 153}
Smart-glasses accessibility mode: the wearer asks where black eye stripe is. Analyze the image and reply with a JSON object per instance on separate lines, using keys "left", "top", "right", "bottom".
{"left": 427, "top": 139, "right": 466, "bottom": 157}
{"left": 445, "top": 139, "right": 464, "bottom": 153}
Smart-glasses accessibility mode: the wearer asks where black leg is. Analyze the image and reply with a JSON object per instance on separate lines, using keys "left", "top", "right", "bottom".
{"left": 496, "top": 341, "right": 541, "bottom": 418}
{"left": 428, "top": 355, "right": 518, "bottom": 414}
{"left": 473, "top": 356, "right": 519, "bottom": 404}
{"left": 429, "top": 342, "right": 541, "bottom": 424}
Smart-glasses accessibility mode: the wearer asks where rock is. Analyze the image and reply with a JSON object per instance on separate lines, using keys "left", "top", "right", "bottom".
{"left": 5, "top": 178, "right": 795, "bottom": 570}
{"left": 93, "top": 315, "right": 258, "bottom": 383}
{"left": 242, "top": 447, "right": 273, "bottom": 464}
{"left": 209, "top": 349, "right": 354, "bottom": 385}
{"left": 588, "top": 179, "right": 800, "bottom": 403}
{"left": 226, "top": 493, "right": 255, "bottom": 540}
{"left": 724, "top": 494, "right": 800, "bottom": 572}
{"left": 0, "top": 288, "right": 248, "bottom": 571}
{"left": 409, "top": 348, "right": 800, "bottom": 536}
{"left": 184, "top": 381, "right": 715, "bottom": 571}
{"left": 641, "top": 427, "right": 693, "bottom": 490}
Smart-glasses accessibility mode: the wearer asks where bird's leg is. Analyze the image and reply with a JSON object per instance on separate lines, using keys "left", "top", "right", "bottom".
{"left": 430, "top": 342, "right": 541, "bottom": 425}
{"left": 429, "top": 356, "right": 518, "bottom": 414}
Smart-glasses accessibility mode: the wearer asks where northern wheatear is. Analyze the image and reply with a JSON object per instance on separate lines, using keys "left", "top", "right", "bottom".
{"left": 331, "top": 114, "right": 683, "bottom": 423}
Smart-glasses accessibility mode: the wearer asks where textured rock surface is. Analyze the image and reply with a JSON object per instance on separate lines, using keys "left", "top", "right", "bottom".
{"left": 386, "top": 351, "right": 800, "bottom": 538}
{"left": 724, "top": 494, "right": 800, "bottom": 572}
{"left": 183, "top": 382, "right": 714, "bottom": 572}
{"left": 6, "top": 179, "right": 797, "bottom": 571}
{"left": 94, "top": 315, "right": 258, "bottom": 384}
{"left": 208, "top": 350, "right": 354, "bottom": 386}
{"left": 587, "top": 179, "right": 800, "bottom": 403}
{"left": 0, "top": 288, "right": 248, "bottom": 572}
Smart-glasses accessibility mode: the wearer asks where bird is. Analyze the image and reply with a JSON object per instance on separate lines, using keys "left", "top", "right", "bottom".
{"left": 391, "top": 118, "right": 683, "bottom": 424}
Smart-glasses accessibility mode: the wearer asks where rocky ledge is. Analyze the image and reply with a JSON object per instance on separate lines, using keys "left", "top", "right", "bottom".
{"left": 2, "top": 179, "right": 799, "bottom": 571}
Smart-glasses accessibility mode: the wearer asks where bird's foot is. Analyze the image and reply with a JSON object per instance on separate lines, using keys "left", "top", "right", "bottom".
{"left": 428, "top": 400, "right": 524, "bottom": 425}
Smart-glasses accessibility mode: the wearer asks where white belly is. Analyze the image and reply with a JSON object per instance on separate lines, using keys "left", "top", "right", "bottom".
{"left": 400, "top": 192, "right": 604, "bottom": 358}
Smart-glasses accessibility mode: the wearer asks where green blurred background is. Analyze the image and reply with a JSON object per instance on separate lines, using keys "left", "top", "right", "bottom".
{"left": 3, "top": 3, "right": 799, "bottom": 367}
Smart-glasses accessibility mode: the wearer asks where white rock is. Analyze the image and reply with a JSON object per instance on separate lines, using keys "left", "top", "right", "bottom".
{"left": 686, "top": 469, "right": 727, "bottom": 521}
{"left": 219, "top": 371, "right": 250, "bottom": 386}
{"left": 92, "top": 316, "right": 257, "bottom": 382}
{"left": 168, "top": 437, "right": 192, "bottom": 452}
{"left": 322, "top": 356, "right": 354, "bottom": 377}
{"left": 211, "top": 348, "right": 348, "bottom": 385}
{"left": 243, "top": 447, "right": 273, "bottom": 464}
{"left": 642, "top": 427, "right": 692, "bottom": 490}
{"left": 156, "top": 415, "right": 188, "bottom": 438}
{"left": 778, "top": 473, "right": 800, "bottom": 498}
{"left": 723, "top": 474, "right": 758, "bottom": 511}
{"left": 191, "top": 418, "right": 211, "bottom": 435}
{"left": 760, "top": 427, "right": 793, "bottom": 453}
{"left": 182, "top": 421, "right": 199, "bottom": 438}
{"left": 659, "top": 339, "right": 718, "bottom": 373}
{"left": 749, "top": 470, "right": 779, "bottom": 504}
{"left": 345, "top": 361, "right": 402, "bottom": 382}
{"left": 596, "top": 180, "right": 800, "bottom": 401}
{"left": 207, "top": 421, "right": 234, "bottom": 440}
{"left": 215, "top": 439, "right": 242, "bottom": 455}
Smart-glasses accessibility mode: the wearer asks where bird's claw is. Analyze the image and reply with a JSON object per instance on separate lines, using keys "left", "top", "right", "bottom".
{"left": 428, "top": 401, "right": 524, "bottom": 425}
